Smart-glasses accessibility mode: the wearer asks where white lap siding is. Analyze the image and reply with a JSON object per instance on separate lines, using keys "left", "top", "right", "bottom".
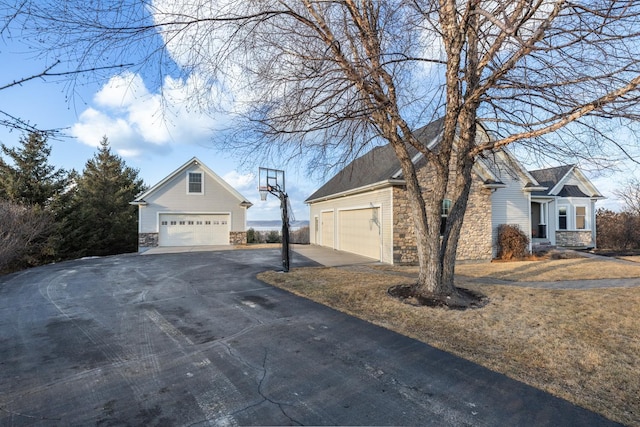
{"left": 308, "top": 187, "right": 393, "bottom": 263}
{"left": 138, "top": 164, "right": 248, "bottom": 243}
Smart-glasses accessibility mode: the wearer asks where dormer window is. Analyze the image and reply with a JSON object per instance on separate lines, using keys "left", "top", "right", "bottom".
{"left": 188, "top": 172, "right": 203, "bottom": 194}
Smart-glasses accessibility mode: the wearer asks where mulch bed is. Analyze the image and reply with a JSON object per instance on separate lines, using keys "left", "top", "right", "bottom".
{"left": 387, "top": 284, "right": 489, "bottom": 310}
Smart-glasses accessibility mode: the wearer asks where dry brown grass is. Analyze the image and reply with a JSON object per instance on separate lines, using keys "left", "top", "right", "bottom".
{"left": 258, "top": 263, "right": 640, "bottom": 426}
{"left": 618, "top": 255, "right": 640, "bottom": 263}
{"left": 374, "top": 256, "right": 640, "bottom": 282}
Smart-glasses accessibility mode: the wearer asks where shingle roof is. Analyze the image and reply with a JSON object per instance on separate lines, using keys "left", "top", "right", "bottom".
{"left": 528, "top": 165, "right": 574, "bottom": 196}
{"left": 557, "top": 184, "right": 590, "bottom": 198}
{"left": 305, "top": 118, "right": 444, "bottom": 202}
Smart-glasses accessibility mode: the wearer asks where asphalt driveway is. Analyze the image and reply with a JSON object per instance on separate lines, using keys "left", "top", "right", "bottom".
{"left": 0, "top": 249, "right": 618, "bottom": 426}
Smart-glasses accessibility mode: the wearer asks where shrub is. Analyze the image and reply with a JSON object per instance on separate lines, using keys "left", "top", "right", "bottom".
{"left": 596, "top": 208, "right": 640, "bottom": 250}
{"left": 246, "top": 228, "right": 258, "bottom": 243}
{"left": 0, "top": 200, "right": 53, "bottom": 272}
{"left": 265, "top": 230, "right": 281, "bottom": 243}
{"left": 496, "top": 224, "right": 530, "bottom": 260}
{"left": 290, "top": 226, "right": 310, "bottom": 244}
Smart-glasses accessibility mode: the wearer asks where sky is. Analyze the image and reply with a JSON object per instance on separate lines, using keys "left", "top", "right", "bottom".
{"left": 0, "top": 46, "right": 322, "bottom": 222}
{"left": 1, "top": 5, "right": 638, "bottom": 219}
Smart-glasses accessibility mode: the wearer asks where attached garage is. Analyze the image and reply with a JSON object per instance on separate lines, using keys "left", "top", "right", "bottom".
{"left": 338, "top": 208, "right": 381, "bottom": 259}
{"left": 321, "top": 211, "right": 334, "bottom": 248}
{"left": 159, "top": 213, "right": 230, "bottom": 246}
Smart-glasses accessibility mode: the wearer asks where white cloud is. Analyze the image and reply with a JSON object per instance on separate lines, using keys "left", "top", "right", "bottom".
{"left": 72, "top": 107, "right": 136, "bottom": 147}
{"left": 223, "top": 171, "right": 255, "bottom": 192}
{"left": 94, "top": 73, "right": 150, "bottom": 108}
{"left": 71, "top": 71, "right": 225, "bottom": 158}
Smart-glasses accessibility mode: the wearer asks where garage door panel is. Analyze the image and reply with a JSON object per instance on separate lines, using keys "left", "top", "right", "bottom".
{"left": 321, "top": 211, "right": 334, "bottom": 248}
{"left": 159, "top": 214, "right": 230, "bottom": 246}
{"left": 338, "top": 208, "right": 381, "bottom": 260}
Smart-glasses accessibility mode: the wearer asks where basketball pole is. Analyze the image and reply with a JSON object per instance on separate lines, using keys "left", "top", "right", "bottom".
{"left": 279, "top": 190, "right": 290, "bottom": 273}
{"left": 258, "top": 167, "right": 290, "bottom": 273}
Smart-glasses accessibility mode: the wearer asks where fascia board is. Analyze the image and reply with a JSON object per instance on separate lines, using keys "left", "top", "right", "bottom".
{"left": 305, "top": 179, "right": 405, "bottom": 204}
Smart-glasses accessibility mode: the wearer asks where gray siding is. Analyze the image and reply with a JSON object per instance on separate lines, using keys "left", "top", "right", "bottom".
{"left": 491, "top": 173, "right": 530, "bottom": 255}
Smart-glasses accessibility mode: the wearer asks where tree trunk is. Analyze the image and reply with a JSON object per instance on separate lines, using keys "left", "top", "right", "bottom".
{"left": 390, "top": 109, "right": 479, "bottom": 307}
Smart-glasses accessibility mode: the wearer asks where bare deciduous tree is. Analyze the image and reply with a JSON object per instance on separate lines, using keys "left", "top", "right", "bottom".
{"left": 10, "top": 0, "right": 640, "bottom": 306}
{"left": 0, "top": 200, "right": 52, "bottom": 271}
{"left": 0, "top": 1, "right": 131, "bottom": 133}
{"left": 615, "top": 178, "right": 640, "bottom": 217}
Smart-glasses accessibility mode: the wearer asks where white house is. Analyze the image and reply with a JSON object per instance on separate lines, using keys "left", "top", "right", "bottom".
{"left": 131, "top": 157, "right": 252, "bottom": 252}
{"left": 306, "top": 118, "right": 604, "bottom": 264}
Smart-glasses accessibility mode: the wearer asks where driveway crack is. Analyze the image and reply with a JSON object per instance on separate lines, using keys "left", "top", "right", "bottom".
{"left": 225, "top": 347, "right": 303, "bottom": 426}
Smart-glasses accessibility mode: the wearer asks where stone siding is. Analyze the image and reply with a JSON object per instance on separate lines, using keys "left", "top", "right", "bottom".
{"left": 230, "top": 231, "right": 247, "bottom": 245}
{"left": 392, "top": 186, "right": 416, "bottom": 264}
{"left": 392, "top": 168, "right": 493, "bottom": 265}
{"left": 555, "top": 230, "right": 593, "bottom": 248}
{"left": 138, "top": 233, "right": 159, "bottom": 251}
{"left": 456, "top": 178, "right": 493, "bottom": 260}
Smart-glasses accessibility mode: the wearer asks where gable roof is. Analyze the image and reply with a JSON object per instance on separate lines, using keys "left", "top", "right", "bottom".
{"left": 529, "top": 165, "right": 603, "bottom": 198}
{"left": 528, "top": 165, "right": 574, "bottom": 196}
{"left": 557, "top": 185, "right": 589, "bottom": 198}
{"left": 306, "top": 118, "right": 539, "bottom": 203}
{"left": 306, "top": 119, "right": 447, "bottom": 202}
{"left": 131, "top": 157, "right": 253, "bottom": 207}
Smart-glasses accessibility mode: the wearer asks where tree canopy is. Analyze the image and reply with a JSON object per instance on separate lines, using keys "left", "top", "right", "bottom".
{"left": 0, "top": 132, "right": 70, "bottom": 207}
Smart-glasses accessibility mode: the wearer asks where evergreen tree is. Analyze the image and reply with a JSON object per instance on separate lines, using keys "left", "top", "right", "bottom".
{"left": 0, "top": 132, "right": 70, "bottom": 207}
{"left": 0, "top": 132, "right": 72, "bottom": 265}
{"left": 65, "top": 137, "right": 145, "bottom": 257}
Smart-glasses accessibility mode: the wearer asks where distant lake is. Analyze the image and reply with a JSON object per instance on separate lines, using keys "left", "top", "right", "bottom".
{"left": 247, "top": 220, "right": 309, "bottom": 232}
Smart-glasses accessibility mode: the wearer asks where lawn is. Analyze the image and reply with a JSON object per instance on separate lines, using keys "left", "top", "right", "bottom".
{"left": 375, "top": 254, "right": 640, "bottom": 282}
{"left": 258, "top": 257, "right": 640, "bottom": 426}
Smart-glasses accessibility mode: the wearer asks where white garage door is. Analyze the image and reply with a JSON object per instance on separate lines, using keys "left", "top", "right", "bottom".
{"left": 321, "top": 211, "right": 334, "bottom": 248}
{"left": 338, "top": 208, "right": 381, "bottom": 260}
{"left": 159, "top": 214, "right": 230, "bottom": 246}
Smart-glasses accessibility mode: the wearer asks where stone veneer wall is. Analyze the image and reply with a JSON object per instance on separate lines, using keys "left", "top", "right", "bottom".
{"left": 230, "top": 231, "right": 247, "bottom": 245}
{"left": 555, "top": 230, "right": 593, "bottom": 248}
{"left": 138, "top": 233, "right": 159, "bottom": 250}
{"left": 392, "top": 169, "right": 493, "bottom": 265}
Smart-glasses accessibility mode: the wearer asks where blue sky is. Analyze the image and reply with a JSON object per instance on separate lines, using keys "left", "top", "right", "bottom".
{"left": 0, "top": 15, "right": 636, "bottom": 219}
{"left": 0, "top": 40, "right": 321, "bottom": 221}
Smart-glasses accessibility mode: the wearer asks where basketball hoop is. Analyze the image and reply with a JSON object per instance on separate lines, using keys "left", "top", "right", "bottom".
{"left": 259, "top": 186, "right": 269, "bottom": 201}
{"left": 258, "top": 167, "right": 290, "bottom": 272}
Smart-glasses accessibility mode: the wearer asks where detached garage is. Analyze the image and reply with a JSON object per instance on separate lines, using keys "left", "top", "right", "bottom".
{"left": 131, "top": 158, "right": 252, "bottom": 252}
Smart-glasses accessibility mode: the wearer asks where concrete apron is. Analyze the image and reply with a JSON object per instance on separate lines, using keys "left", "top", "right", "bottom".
{"left": 141, "top": 244, "right": 380, "bottom": 268}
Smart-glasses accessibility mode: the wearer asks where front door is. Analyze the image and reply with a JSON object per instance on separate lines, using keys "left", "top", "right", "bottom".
{"left": 531, "top": 202, "right": 546, "bottom": 239}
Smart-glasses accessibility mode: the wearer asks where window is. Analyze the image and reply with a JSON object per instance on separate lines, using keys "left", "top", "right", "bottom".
{"left": 170, "top": 221, "right": 177, "bottom": 225}
{"left": 576, "top": 206, "right": 586, "bottom": 229}
{"left": 188, "top": 172, "right": 203, "bottom": 194}
{"left": 441, "top": 199, "right": 452, "bottom": 235}
{"left": 188, "top": 221, "right": 194, "bottom": 225}
{"left": 161, "top": 221, "right": 168, "bottom": 226}
{"left": 179, "top": 221, "right": 186, "bottom": 225}
{"left": 196, "top": 221, "right": 203, "bottom": 225}
{"left": 558, "top": 206, "right": 568, "bottom": 230}
{"left": 205, "top": 221, "right": 211, "bottom": 225}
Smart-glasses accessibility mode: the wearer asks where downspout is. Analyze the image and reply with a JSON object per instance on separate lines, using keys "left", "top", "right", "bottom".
{"left": 527, "top": 192, "right": 533, "bottom": 253}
